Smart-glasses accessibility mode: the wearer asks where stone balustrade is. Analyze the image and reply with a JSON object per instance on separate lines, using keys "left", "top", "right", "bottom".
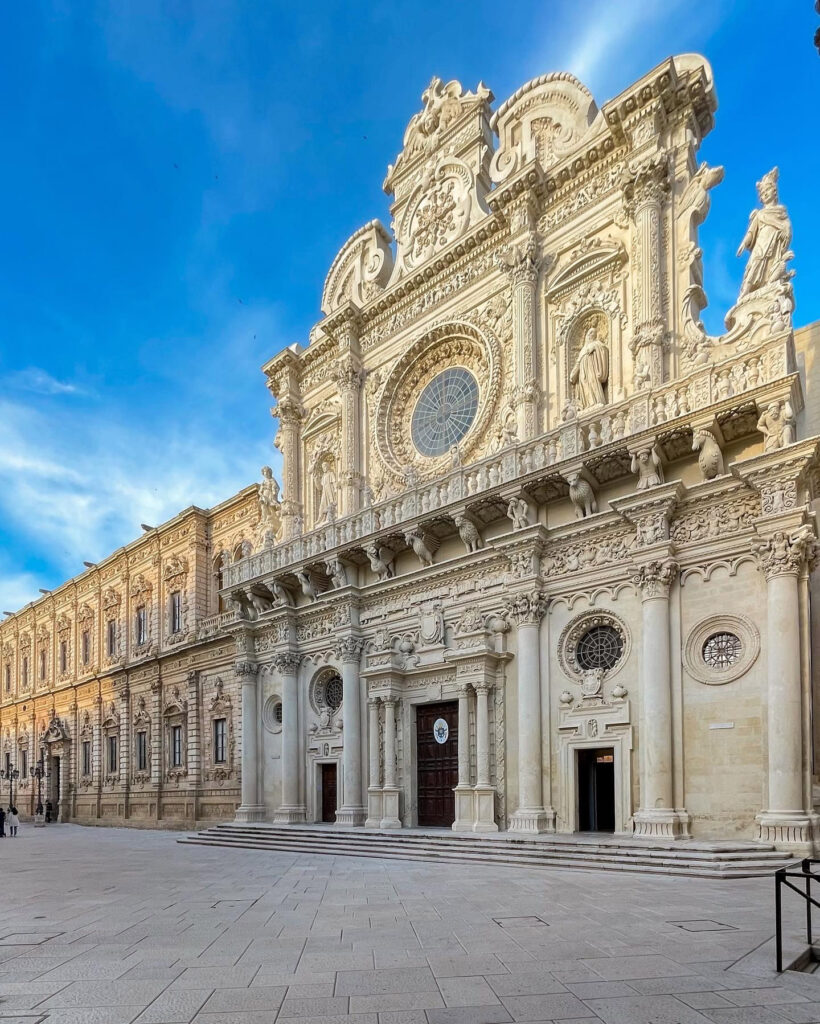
{"left": 223, "top": 332, "right": 796, "bottom": 595}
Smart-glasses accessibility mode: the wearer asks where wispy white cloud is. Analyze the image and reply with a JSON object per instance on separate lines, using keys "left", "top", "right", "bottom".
{"left": 0, "top": 570, "right": 43, "bottom": 617}
{"left": 4, "top": 367, "right": 90, "bottom": 397}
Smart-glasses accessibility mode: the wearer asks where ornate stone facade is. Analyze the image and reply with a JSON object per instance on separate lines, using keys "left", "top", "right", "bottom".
{"left": 3, "top": 55, "right": 820, "bottom": 851}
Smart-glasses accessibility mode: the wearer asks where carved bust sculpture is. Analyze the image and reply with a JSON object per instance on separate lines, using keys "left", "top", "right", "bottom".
{"left": 737, "top": 167, "right": 792, "bottom": 300}
{"left": 569, "top": 325, "right": 609, "bottom": 409}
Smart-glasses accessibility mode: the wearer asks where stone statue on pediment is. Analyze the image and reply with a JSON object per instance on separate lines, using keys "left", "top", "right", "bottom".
{"left": 317, "top": 459, "right": 337, "bottom": 523}
{"left": 569, "top": 325, "right": 609, "bottom": 410}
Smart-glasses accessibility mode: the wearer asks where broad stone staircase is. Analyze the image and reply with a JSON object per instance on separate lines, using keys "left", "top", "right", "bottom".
{"left": 178, "top": 823, "right": 792, "bottom": 878}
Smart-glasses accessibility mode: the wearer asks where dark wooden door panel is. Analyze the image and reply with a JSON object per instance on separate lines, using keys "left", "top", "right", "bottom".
{"left": 416, "top": 701, "right": 458, "bottom": 827}
{"left": 321, "top": 763, "right": 337, "bottom": 823}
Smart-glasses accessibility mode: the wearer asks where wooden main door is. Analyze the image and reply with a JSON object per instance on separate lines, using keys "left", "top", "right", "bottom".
{"left": 320, "top": 763, "right": 337, "bottom": 823}
{"left": 416, "top": 701, "right": 458, "bottom": 827}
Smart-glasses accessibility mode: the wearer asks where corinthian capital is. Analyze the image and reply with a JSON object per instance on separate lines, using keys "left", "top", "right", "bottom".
{"left": 234, "top": 660, "right": 258, "bottom": 678}
{"left": 335, "top": 635, "right": 365, "bottom": 664}
{"left": 272, "top": 396, "right": 304, "bottom": 426}
{"left": 272, "top": 651, "right": 303, "bottom": 675}
{"left": 495, "top": 238, "right": 539, "bottom": 287}
{"left": 632, "top": 559, "right": 678, "bottom": 599}
{"left": 621, "top": 154, "right": 671, "bottom": 212}
{"left": 752, "top": 525, "right": 818, "bottom": 580}
{"left": 504, "top": 589, "right": 547, "bottom": 626}
{"left": 335, "top": 360, "right": 364, "bottom": 393}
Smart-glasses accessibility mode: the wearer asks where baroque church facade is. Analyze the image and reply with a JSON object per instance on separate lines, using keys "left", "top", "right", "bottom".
{"left": 3, "top": 54, "right": 820, "bottom": 852}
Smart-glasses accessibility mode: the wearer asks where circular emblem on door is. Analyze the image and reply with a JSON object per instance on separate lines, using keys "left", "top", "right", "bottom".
{"left": 433, "top": 718, "right": 449, "bottom": 744}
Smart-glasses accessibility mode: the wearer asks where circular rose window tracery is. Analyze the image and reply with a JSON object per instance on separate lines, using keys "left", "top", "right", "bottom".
{"left": 411, "top": 367, "right": 479, "bottom": 456}
{"left": 558, "top": 611, "right": 630, "bottom": 683}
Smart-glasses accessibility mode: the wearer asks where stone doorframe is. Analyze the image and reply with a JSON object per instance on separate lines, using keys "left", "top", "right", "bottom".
{"left": 557, "top": 700, "right": 633, "bottom": 834}
{"left": 309, "top": 756, "right": 342, "bottom": 823}
{"left": 42, "top": 716, "right": 71, "bottom": 823}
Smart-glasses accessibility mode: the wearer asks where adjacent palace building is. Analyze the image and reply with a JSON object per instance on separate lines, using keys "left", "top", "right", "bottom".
{"left": 4, "top": 55, "right": 820, "bottom": 853}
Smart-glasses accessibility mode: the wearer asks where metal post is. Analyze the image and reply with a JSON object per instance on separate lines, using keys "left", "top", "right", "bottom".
{"left": 776, "top": 868, "right": 783, "bottom": 973}
{"left": 804, "top": 859, "right": 813, "bottom": 947}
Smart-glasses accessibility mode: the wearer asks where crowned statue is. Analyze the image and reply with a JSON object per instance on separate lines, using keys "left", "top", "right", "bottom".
{"left": 736, "top": 167, "right": 793, "bottom": 299}
{"left": 569, "top": 324, "right": 609, "bottom": 410}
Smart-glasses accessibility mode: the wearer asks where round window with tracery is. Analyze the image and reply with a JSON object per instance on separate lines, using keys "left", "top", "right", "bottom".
{"left": 576, "top": 625, "right": 624, "bottom": 673}
{"left": 411, "top": 367, "right": 479, "bottom": 457}
{"left": 702, "top": 632, "right": 742, "bottom": 670}
{"left": 324, "top": 676, "right": 343, "bottom": 711}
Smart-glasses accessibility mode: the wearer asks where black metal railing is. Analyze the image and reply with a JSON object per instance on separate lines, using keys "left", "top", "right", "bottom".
{"left": 775, "top": 859, "right": 820, "bottom": 972}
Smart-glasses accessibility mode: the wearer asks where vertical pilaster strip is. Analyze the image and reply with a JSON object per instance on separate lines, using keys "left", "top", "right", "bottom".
{"left": 365, "top": 696, "right": 382, "bottom": 828}
{"left": 235, "top": 661, "right": 265, "bottom": 822}
{"left": 335, "top": 636, "right": 366, "bottom": 825}
{"left": 380, "top": 697, "right": 401, "bottom": 829}
{"left": 186, "top": 669, "right": 199, "bottom": 824}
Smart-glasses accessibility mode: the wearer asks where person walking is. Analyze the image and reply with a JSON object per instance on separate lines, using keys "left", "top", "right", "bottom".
{"left": 7, "top": 807, "right": 19, "bottom": 837}
{"left": 45, "top": 801, "right": 52, "bottom": 824}
{"left": 0, "top": 806, "right": 5, "bottom": 837}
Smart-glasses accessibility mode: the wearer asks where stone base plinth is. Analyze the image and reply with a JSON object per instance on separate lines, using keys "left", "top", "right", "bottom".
{"left": 365, "top": 788, "right": 383, "bottom": 829}
{"left": 473, "top": 786, "right": 498, "bottom": 833}
{"left": 235, "top": 804, "right": 266, "bottom": 823}
{"left": 633, "top": 808, "right": 690, "bottom": 838}
{"left": 336, "top": 805, "right": 366, "bottom": 827}
{"left": 756, "top": 810, "right": 818, "bottom": 850}
{"left": 272, "top": 805, "right": 306, "bottom": 824}
{"left": 380, "top": 787, "right": 401, "bottom": 829}
{"left": 452, "top": 786, "right": 474, "bottom": 832}
{"left": 510, "top": 806, "right": 552, "bottom": 834}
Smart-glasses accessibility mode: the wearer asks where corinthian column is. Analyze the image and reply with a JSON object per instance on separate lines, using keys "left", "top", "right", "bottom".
{"left": 272, "top": 652, "right": 305, "bottom": 823}
{"left": 507, "top": 589, "right": 549, "bottom": 833}
{"left": 452, "top": 683, "right": 473, "bottom": 832}
{"left": 622, "top": 156, "right": 670, "bottom": 387}
{"left": 632, "top": 559, "right": 687, "bottom": 837}
{"left": 753, "top": 527, "right": 817, "bottom": 847}
{"left": 365, "top": 697, "right": 382, "bottom": 828}
{"left": 235, "top": 661, "right": 265, "bottom": 822}
{"left": 473, "top": 681, "right": 498, "bottom": 833}
{"left": 336, "top": 636, "right": 366, "bottom": 825}
{"left": 273, "top": 397, "right": 304, "bottom": 541}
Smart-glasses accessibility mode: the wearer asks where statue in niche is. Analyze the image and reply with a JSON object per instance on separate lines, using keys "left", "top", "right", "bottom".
{"left": 569, "top": 324, "right": 609, "bottom": 410}
{"left": 736, "top": 167, "right": 793, "bottom": 300}
{"left": 757, "top": 400, "right": 796, "bottom": 452}
{"left": 317, "top": 458, "right": 337, "bottom": 523}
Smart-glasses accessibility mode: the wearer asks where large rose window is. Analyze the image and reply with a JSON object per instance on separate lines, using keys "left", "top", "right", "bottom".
{"left": 411, "top": 367, "right": 479, "bottom": 457}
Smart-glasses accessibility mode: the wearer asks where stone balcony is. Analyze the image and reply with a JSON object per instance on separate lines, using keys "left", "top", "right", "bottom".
{"left": 223, "top": 331, "right": 800, "bottom": 603}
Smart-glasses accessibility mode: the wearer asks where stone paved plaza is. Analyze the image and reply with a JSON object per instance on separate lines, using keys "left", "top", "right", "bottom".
{"left": 2, "top": 826, "right": 820, "bottom": 1023}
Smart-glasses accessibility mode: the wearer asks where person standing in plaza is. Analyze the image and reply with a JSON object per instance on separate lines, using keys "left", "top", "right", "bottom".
{"left": 7, "top": 807, "right": 19, "bottom": 837}
{"left": 0, "top": 806, "right": 5, "bottom": 837}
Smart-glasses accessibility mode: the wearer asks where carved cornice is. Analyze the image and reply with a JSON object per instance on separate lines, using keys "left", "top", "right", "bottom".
{"left": 731, "top": 438, "right": 820, "bottom": 520}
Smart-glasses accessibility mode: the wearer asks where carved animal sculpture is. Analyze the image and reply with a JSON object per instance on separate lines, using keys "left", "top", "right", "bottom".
{"left": 365, "top": 543, "right": 394, "bottom": 579}
{"left": 454, "top": 514, "right": 482, "bottom": 553}
{"left": 404, "top": 528, "right": 434, "bottom": 567}
{"left": 271, "top": 581, "right": 294, "bottom": 607}
{"left": 296, "top": 570, "right": 319, "bottom": 601}
{"left": 566, "top": 472, "right": 598, "bottom": 519}
{"left": 692, "top": 429, "right": 725, "bottom": 481}
{"left": 325, "top": 557, "right": 348, "bottom": 588}
{"left": 248, "top": 592, "right": 271, "bottom": 615}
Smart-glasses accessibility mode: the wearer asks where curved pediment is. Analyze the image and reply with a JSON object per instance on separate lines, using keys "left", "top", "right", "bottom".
{"left": 545, "top": 238, "right": 627, "bottom": 300}
{"left": 321, "top": 220, "right": 394, "bottom": 315}
{"left": 490, "top": 72, "right": 600, "bottom": 184}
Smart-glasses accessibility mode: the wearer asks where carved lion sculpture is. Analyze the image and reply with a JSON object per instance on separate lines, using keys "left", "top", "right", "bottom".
{"left": 566, "top": 472, "right": 598, "bottom": 519}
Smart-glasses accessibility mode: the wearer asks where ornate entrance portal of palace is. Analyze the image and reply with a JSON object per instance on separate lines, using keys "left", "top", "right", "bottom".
{"left": 320, "top": 763, "right": 337, "bottom": 823}
{"left": 577, "top": 747, "right": 615, "bottom": 832}
{"left": 416, "top": 701, "right": 459, "bottom": 827}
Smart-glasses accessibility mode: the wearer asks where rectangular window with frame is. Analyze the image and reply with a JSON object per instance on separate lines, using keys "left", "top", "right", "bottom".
{"left": 22, "top": 656, "right": 28, "bottom": 688}
{"left": 4, "top": 751, "right": 10, "bottom": 775}
{"left": 81, "top": 630, "right": 90, "bottom": 665}
{"left": 81, "top": 740, "right": 91, "bottom": 777}
{"left": 4, "top": 665, "right": 9, "bottom": 692}
{"left": 171, "top": 724, "right": 182, "bottom": 767}
{"left": 170, "top": 591, "right": 182, "bottom": 634}
{"left": 213, "top": 718, "right": 227, "bottom": 763}
{"left": 107, "top": 619, "right": 116, "bottom": 657}
{"left": 136, "top": 606, "right": 146, "bottom": 646}
{"left": 59, "top": 640, "right": 67, "bottom": 674}
{"left": 39, "top": 648, "right": 46, "bottom": 680}
{"left": 107, "top": 734, "right": 118, "bottom": 774}
{"left": 21, "top": 749, "right": 28, "bottom": 776}
{"left": 136, "top": 730, "right": 147, "bottom": 772}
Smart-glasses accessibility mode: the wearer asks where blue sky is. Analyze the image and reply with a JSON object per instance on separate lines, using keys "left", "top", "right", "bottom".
{"left": 1, "top": 0, "right": 818, "bottom": 611}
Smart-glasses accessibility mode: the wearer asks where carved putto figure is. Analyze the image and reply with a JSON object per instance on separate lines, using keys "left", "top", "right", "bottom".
{"left": 449, "top": 444, "right": 462, "bottom": 468}
{"left": 569, "top": 325, "right": 609, "bottom": 410}
{"left": 736, "top": 168, "right": 793, "bottom": 299}
{"left": 692, "top": 428, "right": 725, "bottom": 480}
{"left": 631, "top": 446, "right": 664, "bottom": 490}
{"left": 317, "top": 459, "right": 337, "bottom": 523}
{"left": 506, "top": 496, "right": 530, "bottom": 530}
{"left": 757, "top": 400, "right": 796, "bottom": 452}
{"left": 501, "top": 420, "right": 519, "bottom": 447}
{"left": 365, "top": 543, "right": 395, "bottom": 580}
{"left": 566, "top": 472, "right": 598, "bottom": 518}
{"left": 454, "top": 513, "right": 482, "bottom": 553}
